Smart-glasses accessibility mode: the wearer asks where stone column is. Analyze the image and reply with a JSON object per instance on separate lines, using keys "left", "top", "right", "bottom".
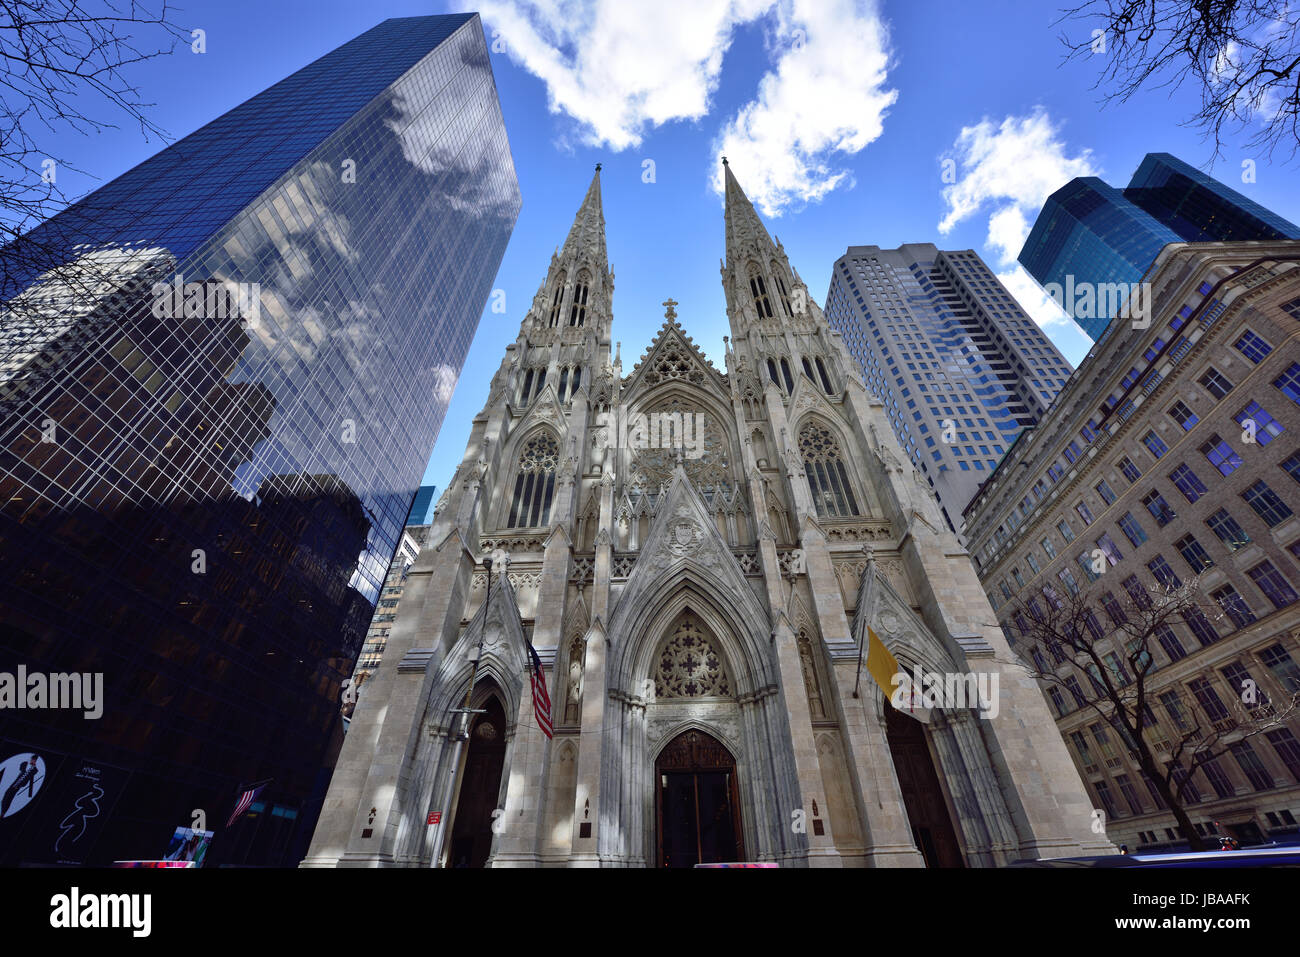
{"left": 828, "top": 659, "right": 926, "bottom": 867}
{"left": 303, "top": 527, "right": 476, "bottom": 867}
{"left": 569, "top": 617, "right": 607, "bottom": 865}
{"left": 772, "top": 612, "right": 841, "bottom": 866}
{"left": 948, "top": 709, "right": 1021, "bottom": 865}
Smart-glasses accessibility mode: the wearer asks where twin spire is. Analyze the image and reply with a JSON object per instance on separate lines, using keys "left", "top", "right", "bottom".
{"left": 555, "top": 160, "right": 775, "bottom": 278}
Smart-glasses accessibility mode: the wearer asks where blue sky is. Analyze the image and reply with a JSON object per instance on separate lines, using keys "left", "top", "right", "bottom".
{"left": 31, "top": 0, "right": 1300, "bottom": 499}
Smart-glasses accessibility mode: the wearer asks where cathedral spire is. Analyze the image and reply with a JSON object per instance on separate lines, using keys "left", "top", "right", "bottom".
{"left": 524, "top": 165, "right": 613, "bottom": 340}
{"left": 723, "top": 160, "right": 778, "bottom": 270}
{"left": 559, "top": 163, "right": 607, "bottom": 272}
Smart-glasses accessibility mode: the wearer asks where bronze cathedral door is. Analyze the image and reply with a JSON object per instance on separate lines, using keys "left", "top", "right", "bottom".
{"left": 885, "top": 705, "right": 965, "bottom": 867}
{"left": 655, "top": 729, "right": 744, "bottom": 867}
{"left": 449, "top": 697, "right": 507, "bottom": 868}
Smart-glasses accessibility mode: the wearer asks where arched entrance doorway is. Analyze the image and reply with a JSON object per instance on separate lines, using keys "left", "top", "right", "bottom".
{"left": 885, "top": 706, "right": 964, "bottom": 868}
{"left": 655, "top": 729, "right": 743, "bottom": 868}
{"left": 449, "top": 696, "right": 507, "bottom": 868}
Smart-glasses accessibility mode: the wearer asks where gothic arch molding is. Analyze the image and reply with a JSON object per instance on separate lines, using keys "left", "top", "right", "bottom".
{"left": 608, "top": 572, "right": 775, "bottom": 698}
{"left": 789, "top": 412, "right": 878, "bottom": 519}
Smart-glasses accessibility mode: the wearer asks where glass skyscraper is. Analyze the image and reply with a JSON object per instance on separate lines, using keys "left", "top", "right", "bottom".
{"left": 1019, "top": 152, "right": 1299, "bottom": 341}
{"left": 1125, "top": 152, "right": 1300, "bottom": 242}
{"left": 0, "top": 14, "right": 519, "bottom": 866}
{"left": 824, "top": 244, "right": 1073, "bottom": 534}
{"left": 408, "top": 483, "right": 440, "bottom": 526}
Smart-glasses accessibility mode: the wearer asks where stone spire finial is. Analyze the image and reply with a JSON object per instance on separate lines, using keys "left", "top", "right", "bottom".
{"left": 663, "top": 298, "right": 678, "bottom": 321}
{"left": 557, "top": 165, "right": 607, "bottom": 269}
{"left": 722, "top": 161, "right": 778, "bottom": 270}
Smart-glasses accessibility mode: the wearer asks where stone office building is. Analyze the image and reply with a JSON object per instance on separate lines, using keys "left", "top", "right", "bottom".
{"left": 304, "top": 165, "right": 1110, "bottom": 868}
{"left": 964, "top": 241, "right": 1300, "bottom": 850}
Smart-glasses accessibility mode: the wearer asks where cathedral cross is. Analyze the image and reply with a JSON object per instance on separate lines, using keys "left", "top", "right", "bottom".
{"left": 662, "top": 298, "right": 678, "bottom": 320}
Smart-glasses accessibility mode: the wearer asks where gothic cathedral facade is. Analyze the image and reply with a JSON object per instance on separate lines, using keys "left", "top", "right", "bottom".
{"left": 304, "top": 165, "right": 1112, "bottom": 868}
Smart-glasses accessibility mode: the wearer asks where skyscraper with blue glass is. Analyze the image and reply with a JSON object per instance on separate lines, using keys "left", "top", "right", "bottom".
{"left": 823, "top": 244, "right": 1074, "bottom": 535}
{"left": 1019, "top": 152, "right": 1300, "bottom": 341}
{"left": 1125, "top": 152, "right": 1300, "bottom": 242}
{"left": 0, "top": 14, "right": 519, "bottom": 866}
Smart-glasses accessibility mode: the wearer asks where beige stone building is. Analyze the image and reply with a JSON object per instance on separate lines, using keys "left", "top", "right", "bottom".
{"left": 343, "top": 526, "right": 427, "bottom": 720}
{"left": 302, "top": 165, "right": 1109, "bottom": 868}
{"left": 964, "top": 241, "right": 1300, "bottom": 850}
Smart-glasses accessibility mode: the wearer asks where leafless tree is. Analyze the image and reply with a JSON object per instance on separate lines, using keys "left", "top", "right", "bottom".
{"left": 1059, "top": 1, "right": 1300, "bottom": 162}
{"left": 0, "top": 1, "right": 186, "bottom": 400}
{"left": 1011, "top": 574, "right": 1299, "bottom": 851}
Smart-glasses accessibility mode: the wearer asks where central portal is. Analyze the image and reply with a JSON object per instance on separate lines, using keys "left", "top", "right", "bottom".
{"left": 655, "top": 729, "right": 743, "bottom": 868}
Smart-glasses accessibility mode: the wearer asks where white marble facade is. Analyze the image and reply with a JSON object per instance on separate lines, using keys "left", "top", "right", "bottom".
{"left": 302, "top": 165, "right": 1113, "bottom": 868}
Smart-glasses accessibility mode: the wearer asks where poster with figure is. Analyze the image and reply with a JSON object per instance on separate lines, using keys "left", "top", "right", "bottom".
{"left": 49, "top": 762, "right": 129, "bottom": 865}
{"left": 0, "top": 738, "right": 131, "bottom": 866}
{"left": 0, "top": 751, "right": 47, "bottom": 819}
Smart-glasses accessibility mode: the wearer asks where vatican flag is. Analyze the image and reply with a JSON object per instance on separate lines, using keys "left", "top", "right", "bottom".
{"left": 865, "top": 627, "right": 901, "bottom": 703}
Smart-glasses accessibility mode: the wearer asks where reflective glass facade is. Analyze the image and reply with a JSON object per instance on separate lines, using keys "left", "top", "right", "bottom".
{"left": 824, "top": 244, "right": 1073, "bottom": 534}
{"left": 1017, "top": 178, "right": 1179, "bottom": 341}
{"left": 1020, "top": 153, "right": 1300, "bottom": 342}
{"left": 0, "top": 14, "right": 519, "bottom": 866}
{"left": 1125, "top": 152, "right": 1300, "bottom": 243}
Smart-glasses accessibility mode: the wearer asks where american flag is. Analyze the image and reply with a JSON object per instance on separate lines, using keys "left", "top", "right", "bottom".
{"left": 225, "top": 781, "right": 268, "bottom": 828}
{"left": 528, "top": 643, "right": 552, "bottom": 738}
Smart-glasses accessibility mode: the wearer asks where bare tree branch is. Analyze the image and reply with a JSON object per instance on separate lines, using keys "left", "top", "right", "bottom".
{"left": 1059, "top": 1, "right": 1300, "bottom": 164}
{"left": 0, "top": 1, "right": 187, "bottom": 402}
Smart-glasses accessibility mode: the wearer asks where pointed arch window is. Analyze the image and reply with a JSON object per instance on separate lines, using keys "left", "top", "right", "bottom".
{"left": 767, "top": 358, "right": 780, "bottom": 388}
{"left": 548, "top": 272, "right": 566, "bottom": 327}
{"left": 799, "top": 422, "right": 860, "bottom": 518}
{"left": 557, "top": 365, "right": 582, "bottom": 402}
{"left": 772, "top": 265, "right": 793, "bottom": 317}
{"left": 780, "top": 358, "right": 794, "bottom": 394}
{"left": 802, "top": 357, "right": 816, "bottom": 382}
{"left": 569, "top": 274, "right": 590, "bottom": 326}
{"left": 749, "top": 265, "right": 774, "bottom": 319}
{"left": 519, "top": 367, "right": 547, "bottom": 404}
{"left": 816, "top": 357, "right": 833, "bottom": 394}
{"left": 507, "top": 432, "right": 559, "bottom": 527}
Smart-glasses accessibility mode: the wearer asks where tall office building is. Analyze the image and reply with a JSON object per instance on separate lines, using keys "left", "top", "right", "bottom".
{"left": 1020, "top": 152, "right": 1300, "bottom": 341}
{"left": 823, "top": 244, "right": 1074, "bottom": 534}
{"left": 1018, "top": 178, "right": 1181, "bottom": 342}
{"left": 964, "top": 240, "right": 1300, "bottom": 852}
{"left": 408, "top": 483, "right": 440, "bottom": 526}
{"left": 1125, "top": 152, "right": 1300, "bottom": 243}
{"left": 345, "top": 523, "right": 430, "bottom": 717}
{"left": 0, "top": 14, "right": 519, "bottom": 867}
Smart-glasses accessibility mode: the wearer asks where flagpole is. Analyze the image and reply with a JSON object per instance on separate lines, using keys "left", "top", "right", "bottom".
{"left": 852, "top": 555, "right": 878, "bottom": 698}
{"left": 429, "top": 557, "right": 492, "bottom": 868}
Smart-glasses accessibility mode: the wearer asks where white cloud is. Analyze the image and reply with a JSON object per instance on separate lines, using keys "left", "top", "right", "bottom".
{"left": 996, "top": 264, "right": 1072, "bottom": 331}
{"left": 938, "top": 108, "right": 1098, "bottom": 263}
{"left": 480, "top": 0, "right": 896, "bottom": 215}
{"left": 711, "top": 0, "right": 896, "bottom": 216}
{"left": 480, "top": 0, "right": 772, "bottom": 151}
{"left": 431, "top": 363, "right": 459, "bottom": 405}
{"left": 937, "top": 109, "right": 1098, "bottom": 330}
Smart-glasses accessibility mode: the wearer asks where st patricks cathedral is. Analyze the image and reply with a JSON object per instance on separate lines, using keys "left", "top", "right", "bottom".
{"left": 303, "top": 164, "right": 1113, "bottom": 868}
